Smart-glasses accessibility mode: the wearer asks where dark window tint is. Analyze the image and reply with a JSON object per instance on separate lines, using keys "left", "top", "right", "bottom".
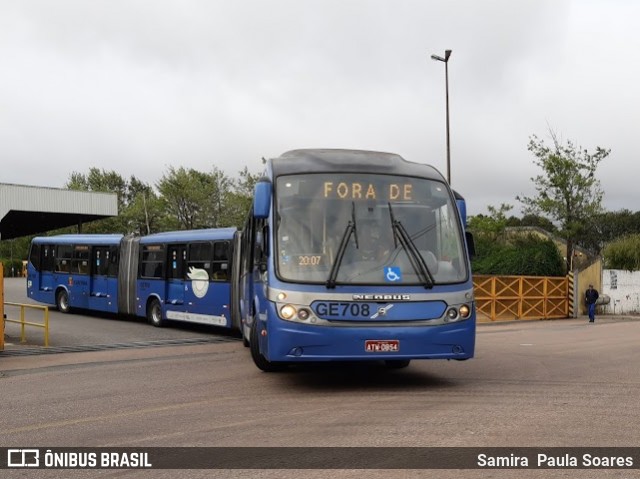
{"left": 168, "top": 245, "right": 187, "bottom": 280}
{"left": 141, "top": 245, "right": 165, "bottom": 279}
{"left": 42, "top": 245, "right": 55, "bottom": 272}
{"left": 187, "top": 242, "right": 213, "bottom": 279}
{"left": 108, "top": 246, "right": 119, "bottom": 277}
{"left": 94, "top": 247, "right": 110, "bottom": 276}
{"left": 29, "top": 243, "right": 41, "bottom": 271}
{"left": 74, "top": 245, "right": 90, "bottom": 275}
{"left": 56, "top": 245, "right": 73, "bottom": 273}
{"left": 212, "top": 241, "right": 230, "bottom": 281}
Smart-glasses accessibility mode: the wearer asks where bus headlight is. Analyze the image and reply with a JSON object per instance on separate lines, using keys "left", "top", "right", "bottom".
{"left": 446, "top": 308, "right": 458, "bottom": 321}
{"left": 276, "top": 302, "right": 317, "bottom": 323}
{"left": 459, "top": 304, "right": 470, "bottom": 319}
{"left": 280, "top": 304, "right": 296, "bottom": 320}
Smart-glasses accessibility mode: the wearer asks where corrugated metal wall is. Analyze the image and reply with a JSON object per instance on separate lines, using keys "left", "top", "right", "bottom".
{"left": 0, "top": 183, "right": 117, "bottom": 216}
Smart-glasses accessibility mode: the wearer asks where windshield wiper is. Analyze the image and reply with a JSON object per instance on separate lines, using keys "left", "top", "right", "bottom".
{"left": 326, "top": 202, "right": 358, "bottom": 289}
{"left": 388, "top": 203, "right": 434, "bottom": 289}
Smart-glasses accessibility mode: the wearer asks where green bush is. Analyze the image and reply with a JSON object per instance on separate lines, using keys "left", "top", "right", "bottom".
{"left": 1, "top": 259, "right": 25, "bottom": 277}
{"left": 472, "top": 235, "right": 565, "bottom": 276}
{"left": 604, "top": 234, "right": 640, "bottom": 270}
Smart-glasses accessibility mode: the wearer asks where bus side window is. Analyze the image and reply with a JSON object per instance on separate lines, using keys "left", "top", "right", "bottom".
{"left": 140, "top": 245, "right": 165, "bottom": 279}
{"left": 41, "top": 245, "right": 55, "bottom": 272}
{"left": 241, "top": 211, "right": 255, "bottom": 275}
{"left": 56, "top": 245, "right": 73, "bottom": 273}
{"left": 29, "top": 243, "right": 41, "bottom": 271}
{"left": 187, "top": 242, "right": 213, "bottom": 279}
{"left": 74, "top": 246, "right": 90, "bottom": 274}
{"left": 93, "top": 247, "right": 114, "bottom": 276}
{"left": 168, "top": 245, "right": 186, "bottom": 279}
{"left": 212, "top": 241, "right": 229, "bottom": 281}
{"left": 108, "top": 246, "right": 119, "bottom": 277}
{"left": 254, "top": 219, "right": 268, "bottom": 272}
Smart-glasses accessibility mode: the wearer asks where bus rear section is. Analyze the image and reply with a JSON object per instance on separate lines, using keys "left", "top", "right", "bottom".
{"left": 27, "top": 230, "right": 241, "bottom": 333}
{"left": 27, "top": 235, "right": 123, "bottom": 314}
{"left": 241, "top": 149, "right": 476, "bottom": 371}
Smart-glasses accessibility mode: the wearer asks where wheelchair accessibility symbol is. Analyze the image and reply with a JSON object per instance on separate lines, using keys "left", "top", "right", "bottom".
{"left": 385, "top": 267, "right": 402, "bottom": 282}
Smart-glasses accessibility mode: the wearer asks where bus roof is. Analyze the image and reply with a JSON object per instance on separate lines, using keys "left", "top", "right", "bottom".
{"left": 271, "top": 149, "right": 446, "bottom": 180}
{"left": 31, "top": 234, "right": 124, "bottom": 245}
{"left": 140, "top": 227, "right": 237, "bottom": 244}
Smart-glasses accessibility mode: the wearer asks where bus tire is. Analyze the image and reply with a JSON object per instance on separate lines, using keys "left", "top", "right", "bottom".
{"left": 385, "top": 359, "right": 411, "bottom": 369}
{"left": 147, "top": 299, "right": 164, "bottom": 327}
{"left": 250, "top": 318, "right": 284, "bottom": 372}
{"left": 56, "top": 289, "right": 71, "bottom": 314}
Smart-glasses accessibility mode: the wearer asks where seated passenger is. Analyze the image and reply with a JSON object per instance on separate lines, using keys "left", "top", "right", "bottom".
{"left": 357, "top": 229, "right": 390, "bottom": 262}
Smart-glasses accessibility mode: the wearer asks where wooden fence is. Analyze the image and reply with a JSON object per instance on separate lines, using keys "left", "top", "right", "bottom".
{"left": 473, "top": 275, "right": 569, "bottom": 322}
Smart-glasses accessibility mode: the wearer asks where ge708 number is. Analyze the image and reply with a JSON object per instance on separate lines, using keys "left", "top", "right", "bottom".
{"left": 315, "top": 302, "right": 371, "bottom": 318}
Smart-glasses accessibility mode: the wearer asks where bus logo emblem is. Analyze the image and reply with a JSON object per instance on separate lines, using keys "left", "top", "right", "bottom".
{"left": 370, "top": 304, "right": 394, "bottom": 319}
{"left": 187, "top": 267, "right": 210, "bottom": 298}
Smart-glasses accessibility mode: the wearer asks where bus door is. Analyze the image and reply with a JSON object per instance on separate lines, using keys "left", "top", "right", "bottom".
{"left": 28, "top": 242, "right": 55, "bottom": 304}
{"left": 167, "top": 245, "right": 186, "bottom": 306}
{"left": 184, "top": 241, "right": 231, "bottom": 328}
{"left": 39, "top": 244, "right": 56, "bottom": 293}
{"left": 89, "top": 246, "right": 118, "bottom": 313}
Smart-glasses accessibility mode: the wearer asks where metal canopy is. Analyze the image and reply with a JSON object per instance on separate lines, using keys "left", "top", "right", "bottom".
{"left": 0, "top": 183, "right": 118, "bottom": 240}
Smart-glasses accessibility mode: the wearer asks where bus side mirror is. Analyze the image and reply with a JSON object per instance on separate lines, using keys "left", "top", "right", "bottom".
{"left": 454, "top": 191, "right": 467, "bottom": 227}
{"left": 465, "top": 231, "right": 476, "bottom": 258}
{"left": 253, "top": 181, "right": 272, "bottom": 219}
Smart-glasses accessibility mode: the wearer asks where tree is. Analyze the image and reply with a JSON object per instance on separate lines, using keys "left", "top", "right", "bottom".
{"left": 122, "top": 187, "right": 165, "bottom": 235}
{"left": 223, "top": 166, "right": 262, "bottom": 227}
{"left": 156, "top": 166, "right": 234, "bottom": 230}
{"left": 579, "top": 209, "right": 640, "bottom": 254}
{"left": 467, "top": 203, "right": 513, "bottom": 241}
{"left": 517, "top": 130, "right": 610, "bottom": 270}
{"left": 66, "top": 169, "right": 159, "bottom": 234}
{"left": 66, "top": 168, "right": 129, "bottom": 233}
{"left": 0, "top": 236, "right": 32, "bottom": 276}
{"left": 518, "top": 213, "right": 557, "bottom": 233}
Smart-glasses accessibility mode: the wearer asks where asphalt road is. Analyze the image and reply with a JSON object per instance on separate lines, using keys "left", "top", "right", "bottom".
{"left": 2, "top": 277, "right": 640, "bottom": 479}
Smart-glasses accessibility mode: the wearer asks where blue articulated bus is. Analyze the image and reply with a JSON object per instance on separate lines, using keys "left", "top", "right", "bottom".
{"left": 27, "top": 228, "right": 241, "bottom": 330}
{"left": 238, "top": 149, "right": 476, "bottom": 371}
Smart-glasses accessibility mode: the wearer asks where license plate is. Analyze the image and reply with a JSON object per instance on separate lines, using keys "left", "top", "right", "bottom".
{"left": 313, "top": 301, "right": 375, "bottom": 319}
{"left": 365, "top": 340, "right": 400, "bottom": 352}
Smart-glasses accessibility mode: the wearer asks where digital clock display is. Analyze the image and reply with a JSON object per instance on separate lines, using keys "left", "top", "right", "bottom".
{"left": 296, "top": 255, "right": 324, "bottom": 267}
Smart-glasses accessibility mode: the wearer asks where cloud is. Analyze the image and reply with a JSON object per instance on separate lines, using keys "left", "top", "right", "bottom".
{"left": 0, "top": 0, "right": 635, "bottom": 218}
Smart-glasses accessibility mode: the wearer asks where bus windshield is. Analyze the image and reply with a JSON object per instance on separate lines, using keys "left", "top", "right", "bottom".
{"left": 275, "top": 173, "right": 467, "bottom": 285}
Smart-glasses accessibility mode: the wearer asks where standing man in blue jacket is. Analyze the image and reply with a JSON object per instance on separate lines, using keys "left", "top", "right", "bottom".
{"left": 585, "top": 284, "right": 599, "bottom": 323}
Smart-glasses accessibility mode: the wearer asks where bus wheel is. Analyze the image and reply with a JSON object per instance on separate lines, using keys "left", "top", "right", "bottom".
{"left": 250, "top": 318, "right": 284, "bottom": 372}
{"left": 56, "top": 289, "right": 70, "bottom": 314}
{"left": 385, "top": 359, "right": 411, "bottom": 369}
{"left": 147, "top": 299, "right": 164, "bottom": 327}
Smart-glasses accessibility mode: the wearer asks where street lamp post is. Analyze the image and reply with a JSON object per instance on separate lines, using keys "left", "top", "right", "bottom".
{"left": 430, "top": 49, "right": 452, "bottom": 184}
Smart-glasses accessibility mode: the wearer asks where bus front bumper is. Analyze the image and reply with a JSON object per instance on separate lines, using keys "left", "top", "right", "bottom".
{"left": 263, "top": 317, "right": 476, "bottom": 362}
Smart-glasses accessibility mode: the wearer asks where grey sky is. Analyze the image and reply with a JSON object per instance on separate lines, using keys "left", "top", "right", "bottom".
{"left": 1, "top": 0, "right": 637, "bottom": 216}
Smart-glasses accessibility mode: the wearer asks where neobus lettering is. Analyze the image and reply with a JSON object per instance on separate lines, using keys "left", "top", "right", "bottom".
{"left": 323, "top": 182, "right": 413, "bottom": 200}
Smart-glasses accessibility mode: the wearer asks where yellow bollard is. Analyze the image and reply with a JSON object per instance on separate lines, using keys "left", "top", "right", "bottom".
{"left": 20, "top": 304, "right": 26, "bottom": 343}
{"left": 1, "top": 263, "right": 4, "bottom": 351}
